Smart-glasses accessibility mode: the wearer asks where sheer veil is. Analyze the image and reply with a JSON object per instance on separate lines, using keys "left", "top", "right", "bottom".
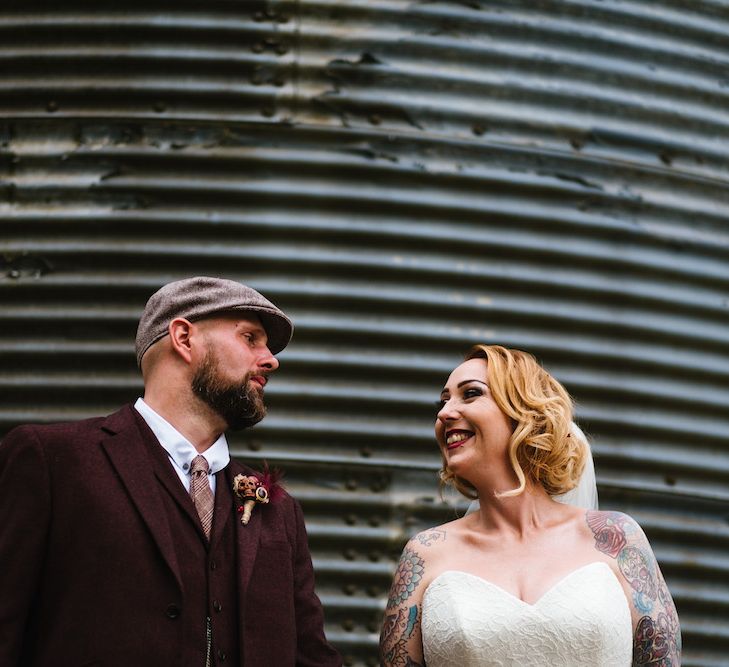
{"left": 466, "top": 422, "right": 598, "bottom": 514}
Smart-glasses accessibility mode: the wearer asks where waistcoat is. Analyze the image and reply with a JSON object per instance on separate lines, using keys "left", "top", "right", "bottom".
{"left": 135, "top": 413, "right": 240, "bottom": 667}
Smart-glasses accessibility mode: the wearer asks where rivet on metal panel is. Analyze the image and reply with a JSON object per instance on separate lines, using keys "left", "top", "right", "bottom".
{"left": 276, "top": 14, "right": 289, "bottom": 23}
{"left": 471, "top": 124, "right": 485, "bottom": 136}
{"left": 368, "top": 551, "right": 381, "bottom": 562}
{"left": 273, "top": 76, "right": 286, "bottom": 87}
{"left": 366, "top": 586, "right": 380, "bottom": 597}
{"left": 369, "top": 114, "right": 382, "bottom": 126}
{"left": 46, "top": 101, "right": 58, "bottom": 113}
{"left": 247, "top": 440, "right": 262, "bottom": 451}
{"left": 252, "top": 43, "right": 264, "bottom": 54}
{"left": 345, "top": 478, "right": 358, "bottom": 491}
{"left": 261, "top": 107, "right": 276, "bottom": 118}
{"left": 344, "top": 549, "right": 357, "bottom": 560}
{"left": 370, "top": 476, "right": 389, "bottom": 492}
{"left": 343, "top": 655, "right": 354, "bottom": 667}
{"left": 368, "top": 516, "right": 381, "bottom": 527}
{"left": 153, "top": 102, "right": 166, "bottom": 113}
{"left": 253, "top": 11, "right": 265, "bottom": 21}
{"left": 343, "top": 583, "right": 357, "bottom": 596}
{"left": 275, "top": 43, "right": 289, "bottom": 55}
{"left": 659, "top": 152, "right": 673, "bottom": 166}
{"left": 665, "top": 476, "right": 677, "bottom": 486}
{"left": 341, "top": 619, "right": 355, "bottom": 631}
{"left": 345, "top": 514, "right": 357, "bottom": 525}
{"left": 570, "top": 138, "right": 584, "bottom": 151}
{"left": 367, "top": 619, "right": 380, "bottom": 633}
{"left": 360, "top": 447, "right": 373, "bottom": 458}
{"left": 366, "top": 657, "right": 379, "bottom": 667}
{"left": 8, "top": 270, "right": 20, "bottom": 279}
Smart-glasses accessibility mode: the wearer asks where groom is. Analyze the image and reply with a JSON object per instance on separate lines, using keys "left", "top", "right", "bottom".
{"left": 0, "top": 276, "right": 341, "bottom": 667}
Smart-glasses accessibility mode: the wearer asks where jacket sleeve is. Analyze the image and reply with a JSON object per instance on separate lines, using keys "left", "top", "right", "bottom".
{"left": 290, "top": 498, "right": 342, "bottom": 667}
{"left": 0, "top": 426, "right": 52, "bottom": 666}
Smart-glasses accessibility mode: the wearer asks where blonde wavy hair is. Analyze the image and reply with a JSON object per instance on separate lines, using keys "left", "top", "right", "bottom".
{"left": 440, "top": 344, "right": 587, "bottom": 500}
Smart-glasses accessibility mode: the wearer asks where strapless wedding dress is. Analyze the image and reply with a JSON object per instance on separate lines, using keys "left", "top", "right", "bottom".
{"left": 421, "top": 562, "right": 632, "bottom": 666}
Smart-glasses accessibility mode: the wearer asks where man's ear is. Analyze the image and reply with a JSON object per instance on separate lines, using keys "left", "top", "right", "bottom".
{"left": 168, "top": 317, "right": 195, "bottom": 363}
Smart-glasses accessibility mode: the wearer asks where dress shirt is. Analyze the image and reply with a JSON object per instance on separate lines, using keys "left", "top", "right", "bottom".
{"left": 134, "top": 397, "right": 230, "bottom": 493}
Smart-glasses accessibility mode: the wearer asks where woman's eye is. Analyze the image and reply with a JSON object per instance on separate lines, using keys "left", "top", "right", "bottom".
{"left": 463, "top": 388, "right": 483, "bottom": 399}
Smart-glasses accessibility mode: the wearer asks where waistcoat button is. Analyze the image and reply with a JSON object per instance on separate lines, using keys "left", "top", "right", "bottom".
{"left": 213, "top": 600, "right": 222, "bottom": 612}
{"left": 165, "top": 603, "right": 180, "bottom": 619}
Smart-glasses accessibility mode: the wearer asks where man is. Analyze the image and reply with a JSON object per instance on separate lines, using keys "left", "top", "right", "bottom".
{"left": 0, "top": 276, "right": 342, "bottom": 667}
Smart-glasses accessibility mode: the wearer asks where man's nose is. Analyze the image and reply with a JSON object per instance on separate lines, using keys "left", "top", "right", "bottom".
{"left": 258, "top": 347, "right": 280, "bottom": 372}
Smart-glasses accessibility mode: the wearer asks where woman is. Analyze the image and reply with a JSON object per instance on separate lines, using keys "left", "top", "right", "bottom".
{"left": 380, "top": 345, "right": 680, "bottom": 667}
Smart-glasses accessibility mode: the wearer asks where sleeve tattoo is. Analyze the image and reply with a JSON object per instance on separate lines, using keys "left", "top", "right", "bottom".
{"left": 587, "top": 511, "right": 681, "bottom": 666}
{"left": 380, "top": 530, "right": 446, "bottom": 667}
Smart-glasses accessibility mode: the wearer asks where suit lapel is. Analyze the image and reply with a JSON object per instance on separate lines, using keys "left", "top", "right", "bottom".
{"left": 225, "top": 463, "right": 262, "bottom": 598}
{"left": 210, "top": 468, "right": 232, "bottom": 548}
{"left": 99, "top": 405, "right": 183, "bottom": 590}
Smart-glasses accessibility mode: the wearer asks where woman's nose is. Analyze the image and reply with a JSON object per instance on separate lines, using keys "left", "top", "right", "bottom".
{"left": 437, "top": 398, "right": 459, "bottom": 423}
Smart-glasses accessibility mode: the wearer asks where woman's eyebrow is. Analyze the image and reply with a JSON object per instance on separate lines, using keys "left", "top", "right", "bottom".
{"left": 456, "top": 379, "right": 489, "bottom": 388}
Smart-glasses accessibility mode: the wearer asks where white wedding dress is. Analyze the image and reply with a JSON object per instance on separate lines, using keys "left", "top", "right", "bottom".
{"left": 421, "top": 562, "right": 632, "bottom": 667}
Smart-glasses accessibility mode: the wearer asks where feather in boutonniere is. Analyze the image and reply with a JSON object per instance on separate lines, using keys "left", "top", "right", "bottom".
{"left": 233, "top": 463, "right": 285, "bottom": 525}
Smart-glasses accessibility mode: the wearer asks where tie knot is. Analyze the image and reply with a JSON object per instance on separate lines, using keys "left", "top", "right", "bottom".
{"left": 190, "top": 455, "right": 210, "bottom": 476}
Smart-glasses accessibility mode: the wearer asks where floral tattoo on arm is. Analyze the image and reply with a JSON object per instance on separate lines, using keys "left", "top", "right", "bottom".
{"left": 587, "top": 511, "right": 681, "bottom": 666}
{"left": 380, "top": 530, "right": 445, "bottom": 667}
{"left": 380, "top": 546, "right": 424, "bottom": 666}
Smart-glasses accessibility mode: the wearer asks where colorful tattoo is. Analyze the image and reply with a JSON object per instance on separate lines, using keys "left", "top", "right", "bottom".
{"left": 379, "top": 605, "right": 424, "bottom": 667}
{"left": 386, "top": 546, "right": 425, "bottom": 609}
{"left": 415, "top": 528, "right": 446, "bottom": 547}
{"left": 586, "top": 511, "right": 681, "bottom": 665}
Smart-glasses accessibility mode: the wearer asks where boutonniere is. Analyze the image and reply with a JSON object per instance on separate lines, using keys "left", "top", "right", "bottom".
{"left": 233, "top": 464, "right": 284, "bottom": 525}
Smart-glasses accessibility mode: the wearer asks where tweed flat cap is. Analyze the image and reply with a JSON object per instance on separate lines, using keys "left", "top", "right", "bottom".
{"left": 135, "top": 276, "right": 293, "bottom": 366}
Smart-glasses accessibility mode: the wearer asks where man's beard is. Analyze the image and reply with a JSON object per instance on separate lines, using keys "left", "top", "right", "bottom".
{"left": 191, "top": 349, "right": 267, "bottom": 431}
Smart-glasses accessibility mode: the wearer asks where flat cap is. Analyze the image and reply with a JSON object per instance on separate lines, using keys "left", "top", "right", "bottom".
{"left": 135, "top": 276, "right": 293, "bottom": 366}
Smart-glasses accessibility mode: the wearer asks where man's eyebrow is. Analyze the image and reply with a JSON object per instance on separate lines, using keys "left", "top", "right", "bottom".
{"left": 235, "top": 322, "right": 268, "bottom": 336}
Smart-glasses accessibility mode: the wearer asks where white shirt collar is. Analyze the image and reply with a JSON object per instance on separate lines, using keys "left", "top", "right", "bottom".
{"left": 133, "top": 397, "right": 230, "bottom": 476}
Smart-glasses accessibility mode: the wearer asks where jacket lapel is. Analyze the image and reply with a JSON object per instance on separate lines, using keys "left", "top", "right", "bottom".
{"left": 225, "top": 462, "right": 262, "bottom": 598}
{"left": 99, "top": 405, "right": 183, "bottom": 591}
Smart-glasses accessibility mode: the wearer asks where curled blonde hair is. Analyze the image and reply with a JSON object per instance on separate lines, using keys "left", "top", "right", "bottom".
{"left": 440, "top": 344, "right": 587, "bottom": 500}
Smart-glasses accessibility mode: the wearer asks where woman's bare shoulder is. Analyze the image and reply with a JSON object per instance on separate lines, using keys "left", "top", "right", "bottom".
{"left": 406, "top": 516, "right": 469, "bottom": 556}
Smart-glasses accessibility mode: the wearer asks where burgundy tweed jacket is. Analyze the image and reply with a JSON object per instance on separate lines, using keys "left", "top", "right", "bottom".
{"left": 0, "top": 404, "right": 341, "bottom": 667}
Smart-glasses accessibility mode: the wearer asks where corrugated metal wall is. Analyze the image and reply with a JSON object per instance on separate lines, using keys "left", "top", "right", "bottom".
{"left": 1, "top": 1, "right": 728, "bottom": 665}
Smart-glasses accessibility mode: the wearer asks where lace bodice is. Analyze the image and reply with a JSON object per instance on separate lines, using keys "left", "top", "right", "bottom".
{"left": 421, "top": 562, "right": 632, "bottom": 667}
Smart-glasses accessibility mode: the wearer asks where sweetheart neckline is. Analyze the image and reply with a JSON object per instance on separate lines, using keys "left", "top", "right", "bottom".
{"left": 424, "top": 561, "right": 623, "bottom": 609}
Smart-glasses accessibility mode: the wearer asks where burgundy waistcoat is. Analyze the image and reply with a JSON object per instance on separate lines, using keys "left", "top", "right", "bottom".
{"left": 136, "top": 413, "right": 240, "bottom": 667}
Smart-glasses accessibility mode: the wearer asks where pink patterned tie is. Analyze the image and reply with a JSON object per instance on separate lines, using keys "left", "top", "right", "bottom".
{"left": 190, "top": 455, "right": 214, "bottom": 539}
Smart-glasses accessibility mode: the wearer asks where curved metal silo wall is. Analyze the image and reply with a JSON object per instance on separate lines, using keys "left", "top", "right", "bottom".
{"left": 1, "top": 1, "right": 728, "bottom": 664}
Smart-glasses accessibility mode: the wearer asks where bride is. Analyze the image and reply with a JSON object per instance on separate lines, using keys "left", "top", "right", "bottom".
{"left": 379, "top": 345, "right": 680, "bottom": 666}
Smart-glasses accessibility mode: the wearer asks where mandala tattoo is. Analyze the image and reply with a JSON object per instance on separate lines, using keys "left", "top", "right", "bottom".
{"left": 617, "top": 545, "right": 657, "bottom": 613}
{"left": 586, "top": 511, "right": 681, "bottom": 665}
{"left": 386, "top": 546, "right": 425, "bottom": 609}
{"left": 415, "top": 528, "right": 446, "bottom": 547}
{"left": 380, "top": 605, "right": 423, "bottom": 667}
